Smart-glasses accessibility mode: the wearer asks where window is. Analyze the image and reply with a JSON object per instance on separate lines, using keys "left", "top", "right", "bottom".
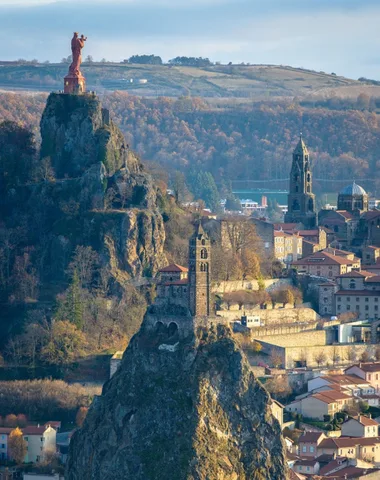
{"left": 200, "top": 249, "right": 208, "bottom": 259}
{"left": 376, "top": 298, "right": 379, "bottom": 302}
{"left": 356, "top": 297, "right": 360, "bottom": 302}
{"left": 347, "top": 297, "right": 350, "bottom": 301}
{"left": 365, "top": 297, "right": 369, "bottom": 302}
{"left": 375, "top": 306, "right": 378, "bottom": 311}
{"left": 338, "top": 297, "right": 341, "bottom": 302}
{"left": 302, "top": 446, "right": 307, "bottom": 453}
{"left": 356, "top": 306, "right": 360, "bottom": 311}
{"left": 347, "top": 305, "right": 351, "bottom": 310}
{"left": 310, "top": 446, "right": 314, "bottom": 453}
{"left": 365, "top": 306, "right": 369, "bottom": 311}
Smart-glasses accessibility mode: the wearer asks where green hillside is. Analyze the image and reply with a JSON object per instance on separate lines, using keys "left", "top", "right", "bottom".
{"left": 1, "top": 62, "right": 380, "bottom": 100}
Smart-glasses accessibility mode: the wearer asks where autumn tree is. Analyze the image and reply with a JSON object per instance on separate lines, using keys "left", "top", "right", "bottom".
{"left": 270, "top": 348, "right": 283, "bottom": 368}
{"left": 76, "top": 406, "right": 88, "bottom": 427}
{"left": 40, "top": 321, "right": 86, "bottom": 366}
{"left": 265, "top": 376, "right": 292, "bottom": 402}
{"left": 241, "top": 249, "right": 260, "bottom": 280}
{"left": 8, "top": 427, "right": 27, "bottom": 464}
{"left": 4, "top": 414, "right": 17, "bottom": 427}
{"left": 360, "top": 350, "right": 371, "bottom": 363}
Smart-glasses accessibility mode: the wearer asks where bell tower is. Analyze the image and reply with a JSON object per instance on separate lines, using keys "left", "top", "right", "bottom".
{"left": 285, "top": 135, "right": 317, "bottom": 228}
{"left": 188, "top": 223, "right": 211, "bottom": 317}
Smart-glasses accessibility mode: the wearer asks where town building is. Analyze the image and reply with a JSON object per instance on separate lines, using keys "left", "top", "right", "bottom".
{"left": 292, "top": 250, "right": 361, "bottom": 280}
{"left": 345, "top": 363, "right": 380, "bottom": 394}
{"left": 273, "top": 230, "right": 303, "bottom": 266}
{"left": 334, "top": 271, "right": 380, "bottom": 320}
{"left": 317, "top": 436, "right": 380, "bottom": 465}
{"left": 286, "top": 390, "right": 354, "bottom": 420}
{"left": 341, "top": 416, "right": 379, "bottom": 438}
{"left": 298, "top": 432, "right": 327, "bottom": 457}
{"left": 23, "top": 425, "right": 56, "bottom": 463}
{"left": 284, "top": 136, "right": 317, "bottom": 229}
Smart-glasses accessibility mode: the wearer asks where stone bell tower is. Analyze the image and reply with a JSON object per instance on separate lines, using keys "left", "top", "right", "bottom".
{"left": 285, "top": 135, "right": 317, "bottom": 229}
{"left": 188, "top": 223, "right": 211, "bottom": 317}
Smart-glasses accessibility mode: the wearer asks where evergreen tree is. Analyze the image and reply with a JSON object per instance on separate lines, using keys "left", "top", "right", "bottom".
{"left": 55, "top": 270, "right": 84, "bottom": 329}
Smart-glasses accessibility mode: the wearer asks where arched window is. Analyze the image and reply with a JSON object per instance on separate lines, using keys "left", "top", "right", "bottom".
{"left": 201, "top": 249, "right": 208, "bottom": 259}
{"left": 307, "top": 174, "right": 311, "bottom": 182}
{"left": 200, "top": 263, "right": 208, "bottom": 272}
{"left": 307, "top": 186, "right": 310, "bottom": 193}
{"left": 201, "top": 239, "right": 206, "bottom": 246}
{"left": 350, "top": 280, "right": 356, "bottom": 289}
{"left": 292, "top": 199, "right": 300, "bottom": 211}
{"left": 308, "top": 198, "right": 314, "bottom": 212}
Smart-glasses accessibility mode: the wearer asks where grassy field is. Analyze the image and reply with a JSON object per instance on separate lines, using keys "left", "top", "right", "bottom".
{"left": 0, "top": 62, "right": 379, "bottom": 100}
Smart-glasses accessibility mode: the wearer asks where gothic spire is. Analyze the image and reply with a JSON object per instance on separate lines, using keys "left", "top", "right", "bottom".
{"left": 293, "top": 134, "right": 309, "bottom": 156}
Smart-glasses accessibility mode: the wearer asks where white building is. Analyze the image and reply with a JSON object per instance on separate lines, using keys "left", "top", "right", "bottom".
{"left": 23, "top": 425, "right": 56, "bottom": 463}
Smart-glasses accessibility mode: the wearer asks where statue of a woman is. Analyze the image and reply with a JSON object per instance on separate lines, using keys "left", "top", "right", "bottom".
{"left": 69, "top": 32, "right": 87, "bottom": 76}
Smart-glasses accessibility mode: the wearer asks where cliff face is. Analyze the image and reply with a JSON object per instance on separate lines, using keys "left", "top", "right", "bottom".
{"left": 36, "top": 93, "right": 166, "bottom": 281}
{"left": 66, "top": 320, "right": 288, "bottom": 480}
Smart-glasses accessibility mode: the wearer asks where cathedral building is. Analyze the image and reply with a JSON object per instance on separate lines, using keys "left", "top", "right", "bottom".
{"left": 284, "top": 136, "right": 317, "bottom": 229}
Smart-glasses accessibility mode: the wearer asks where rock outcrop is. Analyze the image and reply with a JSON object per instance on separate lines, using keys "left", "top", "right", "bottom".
{"left": 36, "top": 93, "right": 166, "bottom": 281}
{"left": 66, "top": 319, "right": 288, "bottom": 480}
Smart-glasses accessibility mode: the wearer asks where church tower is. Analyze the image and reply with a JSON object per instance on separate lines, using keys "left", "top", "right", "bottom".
{"left": 284, "top": 135, "right": 317, "bottom": 228}
{"left": 188, "top": 223, "right": 211, "bottom": 317}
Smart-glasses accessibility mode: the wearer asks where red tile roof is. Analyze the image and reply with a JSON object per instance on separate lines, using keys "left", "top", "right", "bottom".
{"left": 44, "top": 421, "right": 61, "bottom": 429}
{"left": 312, "top": 390, "right": 351, "bottom": 404}
{"left": 159, "top": 263, "right": 188, "bottom": 273}
{"left": 23, "top": 426, "right": 48, "bottom": 435}
{"left": 346, "top": 362, "right": 380, "bottom": 373}
{"left": 336, "top": 210, "right": 354, "bottom": 220}
{"left": 364, "top": 275, "right": 380, "bottom": 283}
{"left": 355, "top": 415, "right": 379, "bottom": 426}
{"left": 293, "top": 251, "right": 358, "bottom": 266}
{"left": 297, "top": 230, "right": 320, "bottom": 236}
{"left": 337, "top": 270, "right": 375, "bottom": 278}
{"left": 0, "top": 428, "right": 13, "bottom": 434}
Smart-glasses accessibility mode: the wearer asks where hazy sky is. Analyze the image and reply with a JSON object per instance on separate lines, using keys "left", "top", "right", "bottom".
{"left": 0, "top": 0, "right": 379, "bottom": 79}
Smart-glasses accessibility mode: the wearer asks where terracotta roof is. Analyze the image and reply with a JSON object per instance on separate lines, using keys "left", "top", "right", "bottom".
{"left": 365, "top": 246, "right": 380, "bottom": 251}
{"left": 320, "top": 374, "right": 370, "bottom": 386}
{"left": 0, "top": 428, "right": 13, "bottom": 434}
{"left": 294, "top": 459, "right": 319, "bottom": 467}
{"left": 163, "top": 279, "right": 188, "bottom": 286}
{"left": 312, "top": 390, "right": 351, "bottom": 403}
{"left": 44, "top": 421, "right": 61, "bottom": 428}
{"left": 346, "top": 362, "right": 380, "bottom": 373}
{"left": 274, "top": 223, "right": 299, "bottom": 231}
{"left": 319, "top": 436, "right": 380, "bottom": 450}
{"left": 297, "top": 230, "right": 320, "bottom": 236}
{"left": 299, "top": 432, "right": 325, "bottom": 443}
{"left": 362, "top": 210, "right": 380, "bottom": 220}
{"left": 319, "top": 459, "right": 347, "bottom": 476}
{"left": 336, "top": 210, "right": 354, "bottom": 220}
{"left": 293, "top": 251, "right": 357, "bottom": 266}
{"left": 322, "top": 466, "right": 380, "bottom": 478}
{"left": 337, "top": 270, "right": 375, "bottom": 278}
{"left": 23, "top": 426, "right": 48, "bottom": 435}
{"left": 159, "top": 263, "right": 188, "bottom": 273}
{"left": 356, "top": 415, "right": 379, "bottom": 426}
{"left": 364, "top": 275, "right": 380, "bottom": 283}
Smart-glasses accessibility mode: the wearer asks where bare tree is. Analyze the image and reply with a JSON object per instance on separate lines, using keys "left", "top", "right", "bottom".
{"left": 270, "top": 348, "right": 283, "bottom": 368}
{"left": 314, "top": 350, "right": 327, "bottom": 368}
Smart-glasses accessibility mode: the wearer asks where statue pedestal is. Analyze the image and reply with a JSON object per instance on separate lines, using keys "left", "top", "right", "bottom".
{"left": 64, "top": 74, "right": 86, "bottom": 94}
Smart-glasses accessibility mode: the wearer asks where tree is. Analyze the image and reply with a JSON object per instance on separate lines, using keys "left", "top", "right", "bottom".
{"left": 346, "top": 346, "right": 357, "bottom": 362}
{"left": 128, "top": 54, "right": 162, "bottom": 65}
{"left": 265, "top": 376, "right": 292, "bottom": 401}
{"left": 221, "top": 217, "right": 260, "bottom": 255}
{"left": 360, "top": 350, "right": 371, "bottom": 363}
{"left": 55, "top": 270, "right": 84, "bottom": 329}
{"left": 37, "top": 157, "right": 55, "bottom": 182}
{"left": 277, "top": 289, "right": 294, "bottom": 308}
{"left": 4, "top": 414, "right": 17, "bottom": 427}
{"left": 68, "top": 245, "right": 99, "bottom": 289}
{"left": 241, "top": 249, "right": 260, "bottom": 280}
{"left": 225, "top": 196, "right": 241, "bottom": 212}
{"left": 270, "top": 348, "right": 283, "bottom": 368}
{"left": 314, "top": 350, "right": 327, "bottom": 368}
{"left": 76, "top": 406, "right": 88, "bottom": 427}
{"left": 85, "top": 55, "right": 94, "bottom": 63}
{"left": 16, "top": 414, "right": 27, "bottom": 427}
{"left": 8, "top": 427, "right": 27, "bottom": 464}
{"left": 40, "top": 321, "right": 86, "bottom": 366}
{"left": 375, "top": 346, "right": 380, "bottom": 362}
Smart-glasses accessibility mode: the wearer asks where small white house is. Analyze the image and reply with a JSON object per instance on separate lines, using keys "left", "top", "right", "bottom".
{"left": 23, "top": 425, "right": 56, "bottom": 463}
{"left": 341, "top": 415, "right": 379, "bottom": 438}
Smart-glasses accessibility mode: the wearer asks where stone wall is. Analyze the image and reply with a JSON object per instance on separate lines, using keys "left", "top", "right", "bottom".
{"left": 249, "top": 322, "right": 318, "bottom": 338}
{"left": 284, "top": 344, "right": 372, "bottom": 369}
{"left": 256, "top": 330, "right": 326, "bottom": 348}
{"left": 213, "top": 278, "right": 291, "bottom": 293}
{"left": 217, "top": 307, "right": 319, "bottom": 326}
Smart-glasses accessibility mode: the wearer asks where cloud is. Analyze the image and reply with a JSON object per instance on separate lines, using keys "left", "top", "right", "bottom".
{"left": 0, "top": 0, "right": 379, "bottom": 79}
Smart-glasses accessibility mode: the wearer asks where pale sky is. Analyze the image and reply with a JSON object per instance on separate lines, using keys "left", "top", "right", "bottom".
{"left": 0, "top": 0, "right": 379, "bottom": 79}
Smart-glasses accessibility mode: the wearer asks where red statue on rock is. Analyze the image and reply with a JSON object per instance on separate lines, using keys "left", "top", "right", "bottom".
{"left": 64, "top": 32, "right": 87, "bottom": 94}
